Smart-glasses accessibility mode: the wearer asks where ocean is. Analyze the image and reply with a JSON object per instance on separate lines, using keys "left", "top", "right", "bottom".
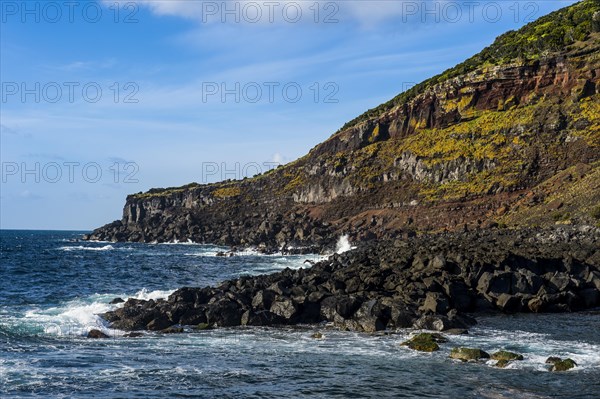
{"left": 1, "top": 230, "right": 599, "bottom": 398}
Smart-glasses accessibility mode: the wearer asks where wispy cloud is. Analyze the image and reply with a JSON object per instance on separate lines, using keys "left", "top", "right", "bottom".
{"left": 56, "top": 58, "right": 118, "bottom": 72}
{"left": 112, "top": 0, "right": 562, "bottom": 28}
{"left": 108, "top": 0, "right": 432, "bottom": 26}
{"left": 19, "top": 190, "right": 43, "bottom": 200}
{"left": 23, "top": 153, "right": 66, "bottom": 161}
{"left": 0, "top": 123, "right": 32, "bottom": 138}
{"left": 0, "top": 124, "right": 18, "bottom": 136}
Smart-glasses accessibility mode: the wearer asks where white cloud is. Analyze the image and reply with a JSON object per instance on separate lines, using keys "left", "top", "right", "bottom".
{"left": 127, "top": 0, "right": 205, "bottom": 19}
{"left": 103, "top": 0, "right": 437, "bottom": 27}
{"left": 19, "top": 190, "right": 43, "bottom": 200}
{"left": 58, "top": 59, "right": 117, "bottom": 72}
{"left": 1, "top": 124, "right": 18, "bottom": 135}
{"left": 106, "top": 1, "right": 577, "bottom": 29}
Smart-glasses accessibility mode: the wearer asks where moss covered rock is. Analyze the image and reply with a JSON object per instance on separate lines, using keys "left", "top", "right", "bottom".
{"left": 492, "top": 350, "right": 524, "bottom": 367}
{"left": 491, "top": 351, "right": 524, "bottom": 361}
{"left": 545, "top": 356, "right": 561, "bottom": 364}
{"left": 450, "top": 347, "right": 490, "bottom": 361}
{"left": 546, "top": 357, "right": 577, "bottom": 371}
{"left": 401, "top": 333, "right": 447, "bottom": 352}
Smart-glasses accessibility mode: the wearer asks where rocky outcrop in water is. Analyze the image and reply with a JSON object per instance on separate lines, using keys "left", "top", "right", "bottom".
{"left": 546, "top": 357, "right": 578, "bottom": 371}
{"left": 101, "top": 226, "right": 600, "bottom": 333}
{"left": 449, "top": 347, "right": 490, "bottom": 362}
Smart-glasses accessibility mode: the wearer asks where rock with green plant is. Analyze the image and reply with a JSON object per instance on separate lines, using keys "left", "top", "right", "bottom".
{"left": 450, "top": 347, "right": 491, "bottom": 362}
{"left": 401, "top": 333, "right": 448, "bottom": 352}
{"left": 491, "top": 350, "right": 524, "bottom": 367}
{"left": 491, "top": 351, "right": 524, "bottom": 361}
{"left": 546, "top": 357, "right": 578, "bottom": 371}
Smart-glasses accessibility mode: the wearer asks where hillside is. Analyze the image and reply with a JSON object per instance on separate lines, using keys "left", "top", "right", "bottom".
{"left": 86, "top": 0, "right": 600, "bottom": 250}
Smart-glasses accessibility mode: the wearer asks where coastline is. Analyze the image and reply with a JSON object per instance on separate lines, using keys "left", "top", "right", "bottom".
{"left": 100, "top": 225, "right": 600, "bottom": 335}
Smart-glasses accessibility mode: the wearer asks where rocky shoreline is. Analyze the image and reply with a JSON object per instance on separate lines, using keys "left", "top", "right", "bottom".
{"left": 100, "top": 226, "right": 600, "bottom": 335}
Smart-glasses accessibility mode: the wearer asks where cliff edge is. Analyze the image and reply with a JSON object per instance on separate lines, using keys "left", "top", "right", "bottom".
{"left": 86, "top": 1, "right": 600, "bottom": 250}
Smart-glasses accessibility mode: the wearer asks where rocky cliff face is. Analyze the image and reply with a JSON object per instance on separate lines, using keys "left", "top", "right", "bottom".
{"left": 86, "top": 1, "right": 600, "bottom": 249}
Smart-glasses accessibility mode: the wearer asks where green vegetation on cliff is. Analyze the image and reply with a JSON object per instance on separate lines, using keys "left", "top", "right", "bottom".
{"left": 339, "top": 0, "right": 600, "bottom": 132}
{"left": 116, "top": 1, "right": 599, "bottom": 238}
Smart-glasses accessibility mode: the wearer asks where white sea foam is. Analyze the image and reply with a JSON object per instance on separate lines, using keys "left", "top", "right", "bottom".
{"left": 446, "top": 326, "right": 600, "bottom": 372}
{"left": 183, "top": 247, "right": 231, "bottom": 257}
{"left": 130, "top": 288, "right": 175, "bottom": 301}
{"left": 58, "top": 244, "right": 115, "bottom": 252}
{"left": 335, "top": 235, "right": 355, "bottom": 254}
{"left": 159, "top": 239, "right": 201, "bottom": 246}
{"left": 24, "top": 299, "right": 112, "bottom": 337}
{"left": 19, "top": 289, "right": 175, "bottom": 338}
{"left": 183, "top": 246, "right": 327, "bottom": 266}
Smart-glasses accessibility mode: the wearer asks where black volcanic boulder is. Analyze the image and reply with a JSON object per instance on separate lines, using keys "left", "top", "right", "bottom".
{"left": 98, "top": 227, "right": 600, "bottom": 334}
{"left": 578, "top": 288, "right": 599, "bottom": 308}
{"left": 106, "top": 303, "right": 154, "bottom": 331}
{"left": 169, "top": 287, "right": 213, "bottom": 306}
{"left": 206, "top": 298, "right": 244, "bottom": 327}
{"left": 336, "top": 296, "right": 362, "bottom": 318}
{"left": 477, "top": 272, "right": 512, "bottom": 298}
{"left": 443, "top": 281, "right": 474, "bottom": 311}
{"left": 241, "top": 310, "right": 284, "bottom": 326}
{"left": 178, "top": 308, "right": 208, "bottom": 326}
{"left": 419, "top": 292, "right": 450, "bottom": 314}
{"left": 495, "top": 294, "right": 523, "bottom": 312}
{"left": 165, "top": 303, "right": 193, "bottom": 323}
{"left": 270, "top": 298, "right": 299, "bottom": 320}
{"left": 387, "top": 304, "right": 417, "bottom": 328}
{"left": 147, "top": 316, "right": 171, "bottom": 331}
{"left": 348, "top": 299, "right": 388, "bottom": 333}
{"left": 87, "top": 329, "right": 109, "bottom": 339}
{"left": 413, "top": 311, "right": 475, "bottom": 332}
{"left": 319, "top": 296, "right": 346, "bottom": 323}
{"left": 252, "top": 290, "right": 276, "bottom": 310}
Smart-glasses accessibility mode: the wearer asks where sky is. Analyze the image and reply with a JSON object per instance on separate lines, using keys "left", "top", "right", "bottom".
{"left": 0, "top": 0, "right": 577, "bottom": 230}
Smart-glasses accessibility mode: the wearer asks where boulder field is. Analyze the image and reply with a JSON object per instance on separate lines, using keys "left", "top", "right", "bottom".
{"left": 100, "top": 226, "right": 600, "bottom": 333}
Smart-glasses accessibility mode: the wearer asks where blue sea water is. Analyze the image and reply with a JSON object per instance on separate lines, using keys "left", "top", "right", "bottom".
{"left": 1, "top": 230, "right": 599, "bottom": 398}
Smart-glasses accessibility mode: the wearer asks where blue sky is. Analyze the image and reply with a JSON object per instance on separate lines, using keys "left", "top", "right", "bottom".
{"left": 0, "top": 0, "right": 576, "bottom": 230}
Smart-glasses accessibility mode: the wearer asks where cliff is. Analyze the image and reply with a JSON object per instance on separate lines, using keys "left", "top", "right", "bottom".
{"left": 86, "top": 1, "right": 600, "bottom": 249}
